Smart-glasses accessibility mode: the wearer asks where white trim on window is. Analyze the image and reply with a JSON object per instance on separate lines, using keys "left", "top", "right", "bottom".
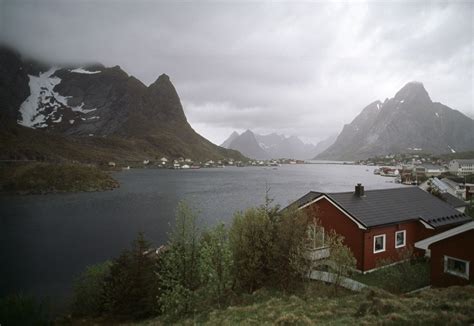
{"left": 373, "top": 234, "right": 386, "bottom": 253}
{"left": 444, "top": 256, "right": 470, "bottom": 280}
{"left": 395, "top": 230, "right": 406, "bottom": 248}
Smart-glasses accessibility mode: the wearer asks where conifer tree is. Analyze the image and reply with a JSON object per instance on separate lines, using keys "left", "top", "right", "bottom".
{"left": 104, "top": 233, "right": 159, "bottom": 319}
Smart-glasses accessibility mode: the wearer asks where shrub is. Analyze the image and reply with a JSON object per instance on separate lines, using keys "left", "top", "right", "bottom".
{"left": 159, "top": 201, "right": 201, "bottom": 318}
{"left": 198, "top": 223, "right": 233, "bottom": 307}
{"left": 71, "top": 261, "right": 112, "bottom": 317}
{"left": 229, "top": 207, "right": 273, "bottom": 293}
{"left": 271, "top": 206, "right": 311, "bottom": 289}
{"left": 103, "top": 233, "right": 159, "bottom": 320}
{"left": 0, "top": 293, "right": 50, "bottom": 326}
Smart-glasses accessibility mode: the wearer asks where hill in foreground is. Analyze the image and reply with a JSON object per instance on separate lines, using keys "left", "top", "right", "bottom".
{"left": 135, "top": 285, "right": 474, "bottom": 325}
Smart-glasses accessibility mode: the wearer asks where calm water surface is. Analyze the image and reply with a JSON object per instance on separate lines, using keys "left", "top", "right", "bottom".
{"left": 0, "top": 164, "right": 405, "bottom": 309}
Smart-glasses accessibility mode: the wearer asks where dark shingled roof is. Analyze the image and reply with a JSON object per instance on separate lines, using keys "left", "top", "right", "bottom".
{"left": 440, "top": 193, "right": 468, "bottom": 209}
{"left": 290, "top": 187, "right": 471, "bottom": 229}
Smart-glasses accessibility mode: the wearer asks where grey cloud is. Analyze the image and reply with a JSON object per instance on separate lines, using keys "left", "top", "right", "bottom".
{"left": 1, "top": 0, "right": 472, "bottom": 145}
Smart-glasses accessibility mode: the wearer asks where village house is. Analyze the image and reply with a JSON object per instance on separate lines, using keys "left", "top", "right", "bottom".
{"left": 415, "top": 221, "right": 474, "bottom": 287}
{"left": 286, "top": 184, "right": 471, "bottom": 273}
{"left": 449, "top": 159, "right": 474, "bottom": 176}
{"left": 160, "top": 157, "right": 168, "bottom": 165}
{"left": 415, "top": 164, "right": 446, "bottom": 177}
{"left": 419, "top": 178, "right": 469, "bottom": 213}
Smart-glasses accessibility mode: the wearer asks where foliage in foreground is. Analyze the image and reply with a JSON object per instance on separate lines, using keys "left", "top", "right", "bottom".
{"left": 352, "top": 249, "right": 430, "bottom": 294}
{"left": 174, "top": 285, "right": 474, "bottom": 325}
{"left": 71, "top": 261, "right": 112, "bottom": 317}
{"left": 159, "top": 202, "right": 202, "bottom": 318}
{"left": 70, "top": 201, "right": 356, "bottom": 322}
{"left": 0, "top": 293, "right": 50, "bottom": 326}
{"left": 104, "top": 233, "right": 160, "bottom": 320}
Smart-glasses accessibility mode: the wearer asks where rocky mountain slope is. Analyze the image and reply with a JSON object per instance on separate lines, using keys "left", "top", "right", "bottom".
{"left": 0, "top": 46, "right": 245, "bottom": 162}
{"left": 224, "top": 130, "right": 270, "bottom": 160}
{"left": 312, "top": 134, "right": 337, "bottom": 159}
{"left": 221, "top": 130, "right": 325, "bottom": 160}
{"left": 317, "top": 82, "right": 474, "bottom": 160}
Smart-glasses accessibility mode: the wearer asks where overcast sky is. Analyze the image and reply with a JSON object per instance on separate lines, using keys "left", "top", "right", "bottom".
{"left": 1, "top": 0, "right": 472, "bottom": 145}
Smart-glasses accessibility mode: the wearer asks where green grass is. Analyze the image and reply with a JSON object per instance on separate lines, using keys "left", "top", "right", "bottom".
{"left": 131, "top": 285, "right": 474, "bottom": 325}
{"left": 352, "top": 259, "right": 430, "bottom": 294}
{"left": 0, "top": 162, "right": 119, "bottom": 194}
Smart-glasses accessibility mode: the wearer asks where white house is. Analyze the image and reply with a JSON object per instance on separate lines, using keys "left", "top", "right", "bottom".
{"left": 449, "top": 159, "right": 474, "bottom": 176}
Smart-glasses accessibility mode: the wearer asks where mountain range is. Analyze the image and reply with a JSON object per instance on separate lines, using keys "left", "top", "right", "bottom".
{"left": 316, "top": 82, "right": 474, "bottom": 160}
{"left": 221, "top": 130, "right": 336, "bottom": 160}
{"left": 0, "top": 46, "right": 245, "bottom": 162}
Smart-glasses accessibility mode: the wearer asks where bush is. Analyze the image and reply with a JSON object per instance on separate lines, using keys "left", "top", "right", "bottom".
{"left": 159, "top": 202, "right": 201, "bottom": 318}
{"left": 71, "top": 261, "right": 112, "bottom": 317}
{"left": 271, "top": 206, "right": 311, "bottom": 289}
{"left": 229, "top": 207, "right": 273, "bottom": 293}
{"left": 198, "top": 223, "right": 233, "bottom": 307}
{"left": 103, "top": 233, "right": 160, "bottom": 320}
{"left": 0, "top": 293, "right": 50, "bottom": 326}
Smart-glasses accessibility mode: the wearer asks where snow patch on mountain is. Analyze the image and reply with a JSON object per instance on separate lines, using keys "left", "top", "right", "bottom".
{"left": 18, "top": 68, "right": 97, "bottom": 129}
{"left": 18, "top": 68, "right": 62, "bottom": 127}
{"left": 70, "top": 68, "right": 101, "bottom": 74}
{"left": 71, "top": 102, "right": 97, "bottom": 114}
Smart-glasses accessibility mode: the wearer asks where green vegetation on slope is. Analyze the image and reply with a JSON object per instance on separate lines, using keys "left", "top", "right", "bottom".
{"left": 171, "top": 285, "right": 474, "bottom": 325}
{"left": 352, "top": 258, "right": 430, "bottom": 294}
{"left": 0, "top": 122, "right": 246, "bottom": 164}
{"left": 0, "top": 163, "right": 119, "bottom": 194}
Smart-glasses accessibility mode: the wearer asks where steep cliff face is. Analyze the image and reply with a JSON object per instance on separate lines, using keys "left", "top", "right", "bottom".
{"left": 0, "top": 46, "right": 245, "bottom": 161}
{"left": 0, "top": 46, "right": 30, "bottom": 123}
{"left": 317, "top": 82, "right": 474, "bottom": 160}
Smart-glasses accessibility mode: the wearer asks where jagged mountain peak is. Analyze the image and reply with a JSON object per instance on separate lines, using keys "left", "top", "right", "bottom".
{"left": 220, "top": 131, "right": 240, "bottom": 148}
{"left": 394, "top": 81, "right": 431, "bottom": 105}
{"left": 317, "top": 82, "right": 474, "bottom": 160}
{"left": 222, "top": 129, "right": 322, "bottom": 160}
{"left": 0, "top": 46, "right": 247, "bottom": 161}
{"left": 148, "top": 73, "right": 174, "bottom": 90}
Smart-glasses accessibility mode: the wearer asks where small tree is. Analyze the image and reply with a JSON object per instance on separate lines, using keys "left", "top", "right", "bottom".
{"left": 103, "top": 233, "right": 159, "bottom": 320}
{"left": 229, "top": 207, "right": 273, "bottom": 293}
{"left": 71, "top": 261, "right": 112, "bottom": 317}
{"left": 159, "top": 201, "right": 201, "bottom": 317}
{"left": 271, "top": 206, "right": 311, "bottom": 289}
{"left": 198, "top": 223, "right": 233, "bottom": 307}
{"left": 0, "top": 294, "right": 50, "bottom": 326}
{"left": 326, "top": 230, "right": 356, "bottom": 294}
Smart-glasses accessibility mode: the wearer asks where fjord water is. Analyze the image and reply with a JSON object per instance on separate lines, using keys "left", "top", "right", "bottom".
{"left": 0, "top": 164, "right": 404, "bottom": 309}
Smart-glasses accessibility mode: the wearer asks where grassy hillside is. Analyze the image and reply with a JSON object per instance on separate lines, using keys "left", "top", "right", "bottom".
{"left": 0, "top": 162, "right": 119, "bottom": 194}
{"left": 132, "top": 285, "right": 474, "bottom": 325}
{"left": 0, "top": 123, "right": 246, "bottom": 164}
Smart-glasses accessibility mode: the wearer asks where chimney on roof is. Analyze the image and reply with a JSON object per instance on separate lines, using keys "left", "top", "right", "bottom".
{"left": 355, "top": 183, "right": 365, "bottom": 197}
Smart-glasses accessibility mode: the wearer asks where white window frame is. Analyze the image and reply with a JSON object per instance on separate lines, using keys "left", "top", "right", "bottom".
{"left": 306, "top": 224, "right": 325, "bottom": 250}
{"left": 373, "top": 234, "right": 386, "bottom": 253}
{"left": 444, "top": 256, "right": 470, "bottom": 280}
{"left": 395, "top": 230, "right": 406, "bottom": 248}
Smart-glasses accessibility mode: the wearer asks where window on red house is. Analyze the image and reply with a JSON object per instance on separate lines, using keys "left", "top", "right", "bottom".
{"left": 373, "top": 234, "right": 386, "bottom": 253}
{"left": 444, "top": 256, "right": 470, "bottom": 279}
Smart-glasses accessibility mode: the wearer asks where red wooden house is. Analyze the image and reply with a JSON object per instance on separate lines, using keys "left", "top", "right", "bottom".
{"left": 287, "top": 184, "right": 470, "bottom": 272}
{"left": 415, "top": 221, "right": 474, "bottom": 287}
